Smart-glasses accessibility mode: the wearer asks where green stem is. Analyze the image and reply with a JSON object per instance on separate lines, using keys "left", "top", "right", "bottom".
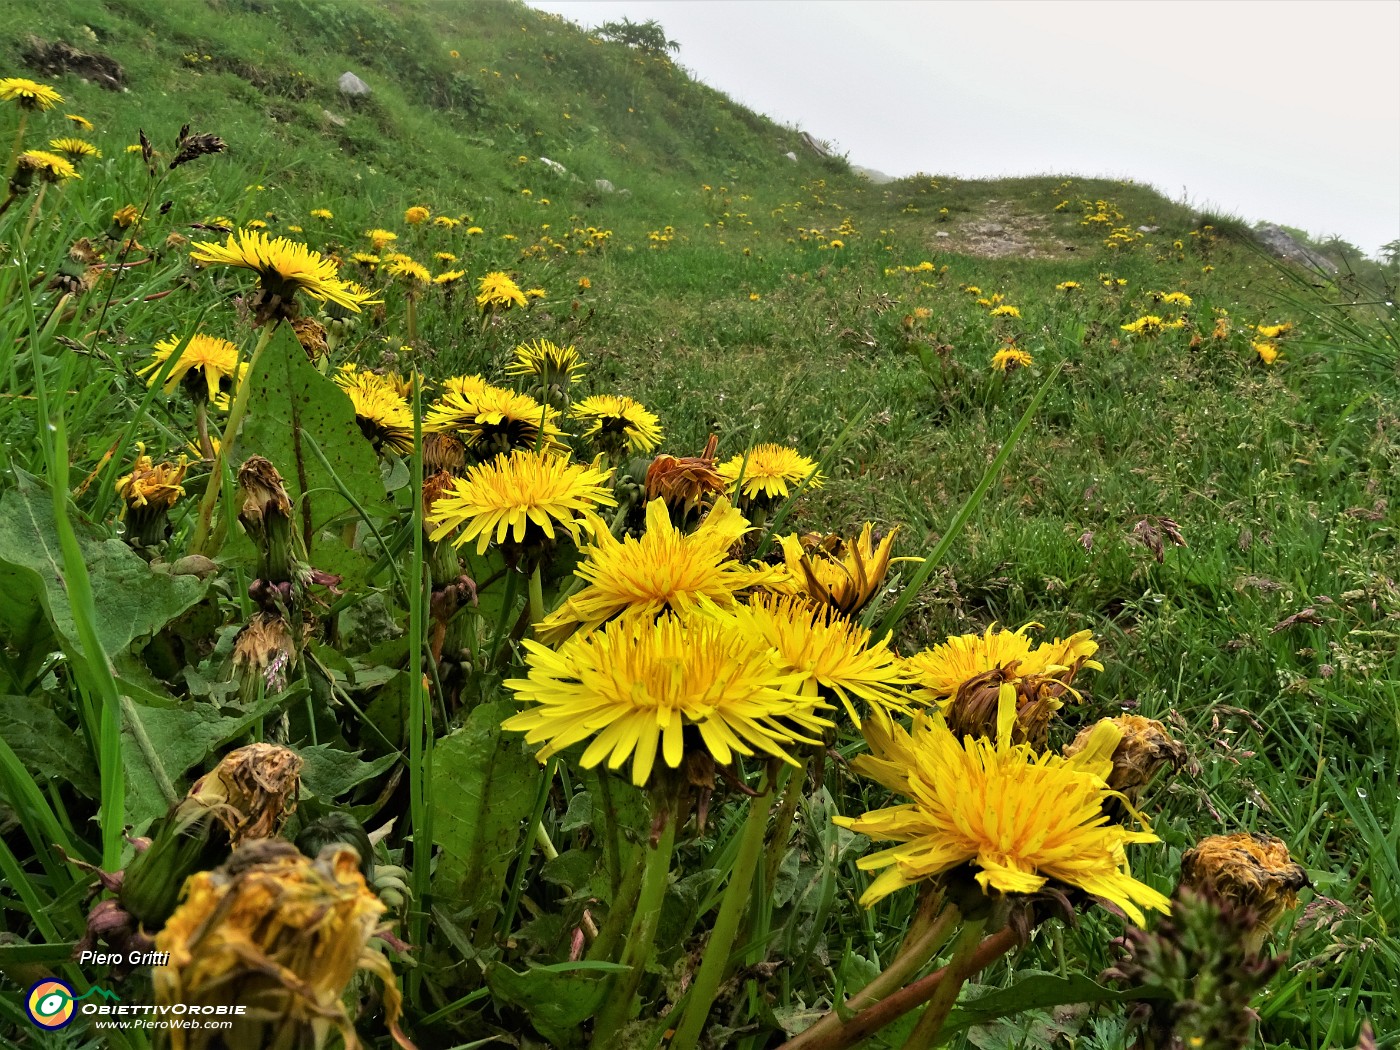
{"left": 590, "top": 793, "right": 678, "bottom": 1047}
{"left": 779, "top": 901, "right": 961, "bottom": 1050}
{"left": 669, "top": 764, "right": 787, "bottom": 1050}
{"left": 190, "top": 323, "right": 277, "bottom": 555}
{"left": 900, "top": 917, "right": 988, "bottom": 1050}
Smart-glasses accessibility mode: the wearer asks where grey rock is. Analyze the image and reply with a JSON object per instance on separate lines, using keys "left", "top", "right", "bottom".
{"left": 338, "top": 71, "right": 371, "bottom": 97}
{"left": 595, "top": 178, "right": 615, "bottom": 193}
{"left": 1254, "top": 223, "right": 1338, "bottom": 273}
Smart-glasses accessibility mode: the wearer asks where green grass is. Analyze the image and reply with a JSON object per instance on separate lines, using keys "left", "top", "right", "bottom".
{"left": 1, "top": 1, "right": 1397, "bottom": 1047}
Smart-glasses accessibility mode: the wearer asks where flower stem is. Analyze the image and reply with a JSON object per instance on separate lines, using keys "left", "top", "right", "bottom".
{"left": 669, "top": 764, "right": 787, "bottom": 1050}
{"left": 190, "top": 323, "right": 276, "bottom": 555}
{"left": 589, "top": 791, "right": 678, "bottom": 1047}
{"left": 777, "top": 901, "right": 961, "bottom": 1050}
{"left": 900, "top": 916, "right": 987, "bottom": 1050}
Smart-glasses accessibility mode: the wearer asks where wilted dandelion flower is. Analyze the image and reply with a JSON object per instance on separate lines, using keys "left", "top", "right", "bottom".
{"left": 334, "top": 370, "right": 415, "bottom": 455}
{"left": 836, "top": 702, "right": 1171, "bottom": 921}
{"left": 535, "top": 497, "right": 783, "bottom": 644}
{"left": 47, "top": 137, "right": 101, "bottom": 164}
{"left": 725, "top": 594, "right": 914, "bottom": 725}
{"left": 426, "top": 447, "right": 615, "bottom": 559}
{"left": 507, "top": 338, "right": 585, "bottom": 390}
{"left": 139, "top": 332, "right": 245, "bottom": 407}
{"left": 190, "top": 230, "right": 372, "bottom": 324}
{"left": 992, "top": 347, "right": 1034, "bottom": 372}
{"left": 0, "top": 77, "right": 62, "bottom": 111}
{"left": 777, "top": 523, "right": 900, "bottom": 618}
{"left": 717, "top": 444, "right": 823, "bottom": 504}
{"left": 154, "top": 841, "right": 407, "bottom": 1050}
{"left": 404, "top": 205, "right": 430, "bottom": 225}
{"left": 570, "top": 394, "right": 664, "bottom": 455}
{"left": 504, "top": 609, "right": 830, "bottom": 787}
{"left": 476, "top": 270, "right": 528, "bottom": 312}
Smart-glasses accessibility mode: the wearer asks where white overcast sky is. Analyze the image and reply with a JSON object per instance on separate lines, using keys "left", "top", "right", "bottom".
{"left": 527, "top": 0, "right": 1400, "bottom": 256}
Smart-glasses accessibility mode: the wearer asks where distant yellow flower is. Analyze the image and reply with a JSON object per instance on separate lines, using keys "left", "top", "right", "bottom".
{"left": 0, "top": 77, "right": 63, "bottom": 111}
{"left": 1252, "top": 341, "right": 1280, "bottom": 365}
{"left": 1121, "top": 315, "right": 1165, "bottom": 337}
{"left": 404, "top": 205, "right": 430, "bottom": 225}
{"left": 190, "top": 230, "right": 372, "bottom": 318}
{"left": 476, "top": 270, "right": 528, "bottom": 312}
{"left": 570, "top": 394, "right": 664, "bottom": 455}
{"left": 535, "top": 497, "right": 782, "bottom": 644}
{"left": 65, "top": 113, "right": 94, "bottom": 131}
{"left": 365, "top": 228, "right": 397, "bottom": 251}
{"left": 505, "top": 608, "right": 830, "bottom": 786}
{"left": 991, "top": 347, "right": 1033, "bottom": 372}
{"left": 989, "top": 304, "right": 1021, "bottom": 318}
{"left": 717, "top": 444, "right": 824, "bottom": 503}
{"left": 139, "top": 333, "right": 246, "bottom": 406}
{"left": 47, "top": 137, "right": 101, "bottom": 164}
{"left": 836, "top": 701, "right": 1170, "bottom": 921}
{"left": 310, "top": 208, "right": 333, "bottom": 219}
{"left": 426, "top": 448, "right": 615, "bottom": 556}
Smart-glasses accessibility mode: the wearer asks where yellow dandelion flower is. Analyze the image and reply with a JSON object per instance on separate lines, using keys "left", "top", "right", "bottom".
{"left": 365, "top": 228, "right": 397, "bottom": 251}
{"left": 776, "top": 523, "right": 900, "bottom": 618}
{"left": 504, "top": 609, "right": 831, "bottom": 787}
{"left": 426, "top": 448, "right": 616, "bottom": 556}
{"left": 724, "top": 594, "right": 914, "bottom": 725}
{"left": 717, "top": 444, "right": 824, "bottom": 503}
{"left": 507, "top": 338, "right": 586, "bottom": 388}
{"left": 65, "top": 113, "right": 94, "bottom": 131}
{"left": 476, "top": 270, "right": 528, "bottom": 312}
{"left": 404, "top": 205, "right": 430, "bottom": 225}
{"left": 835, "top": 702, "right": 1171, "bottom": 922}
{"left": 138, "top": 333, "right": 245, "bottom": 406}
{"left": 0, "top": 77, "right": 63, "bottom": 111}
{"left": 47, "top": 137, "right": 101, "bottom": 164}
{"left": 535, "top": 497, "right": 784, "bottom": 644}
{"left": 991, "top": 347, "right": 1034, "bottom": 372}
{"left": 15, "top": 150, "right": 80, "bottom": 184}
{"left": 334, "top": 370, "right": 415, "bottom": 455}
{"left": 570, "top": 394, "right": 664, "bottom": 455}
{"left": 190, "top": 230, "right": 372, "bottom": 317}
{"left": 424, "top": 380, "right": 565, "bottom": 456}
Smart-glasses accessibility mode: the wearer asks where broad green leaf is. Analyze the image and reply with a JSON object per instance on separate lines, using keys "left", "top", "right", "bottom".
{"left": 234, "top": 324, "right": 389, "bottom": 561}
{"left": 0, "top": 470, "right": 206, "bottom": 660}
{"left": 431, "top": 701, "right": 540, "bottom": 918}
{"left": 298, "top": 744, "right": 398, "bottom": 801}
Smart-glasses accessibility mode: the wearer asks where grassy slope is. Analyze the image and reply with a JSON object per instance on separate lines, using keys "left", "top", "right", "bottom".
{"left": 4, "top": 0, "right": 1397, "bottom": 1045}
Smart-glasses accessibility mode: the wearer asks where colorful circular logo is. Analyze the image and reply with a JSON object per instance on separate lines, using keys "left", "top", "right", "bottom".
{"left": 25, "top": 979, "right": 76, "bottom": 1030}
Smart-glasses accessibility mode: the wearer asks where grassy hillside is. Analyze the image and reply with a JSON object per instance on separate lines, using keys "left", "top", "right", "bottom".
{"left": 1, "top": 2, "right": 1396, "bottom": 1048}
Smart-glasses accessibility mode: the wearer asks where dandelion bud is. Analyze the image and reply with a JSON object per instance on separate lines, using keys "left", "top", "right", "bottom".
{"left": 238, "top": 456, "right": 295, "bottom": 584}
{"left": 1180, "top": 833, "right": 1308, "bottom": 951}
{"left": 1066, "top": 714, "right": 1188, "bottom": 802}
{"left": 115, "top": 450, "right": 188, "bottom": 550}
{"left": 154, "top": 841, "right": 410, "bottom": 1050}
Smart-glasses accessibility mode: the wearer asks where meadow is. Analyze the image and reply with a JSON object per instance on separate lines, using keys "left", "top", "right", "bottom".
{"left": 0, "top": 1, "right": 1396, "bottom": 1048}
